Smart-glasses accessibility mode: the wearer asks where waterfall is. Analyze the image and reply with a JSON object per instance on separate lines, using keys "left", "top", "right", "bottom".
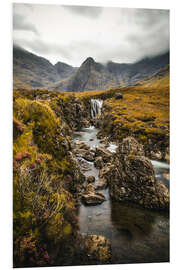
{"left": 91, "top": 99, "right": 103, "bottom": 118}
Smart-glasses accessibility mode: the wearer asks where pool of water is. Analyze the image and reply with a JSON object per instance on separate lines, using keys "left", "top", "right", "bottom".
{"left": 73, "top": 126, "right": 169, "bottom": 264}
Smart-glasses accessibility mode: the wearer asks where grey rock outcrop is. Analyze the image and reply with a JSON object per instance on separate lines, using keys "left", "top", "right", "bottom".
{"left": 108, "top": 137, "right": 169, "bottom": 210}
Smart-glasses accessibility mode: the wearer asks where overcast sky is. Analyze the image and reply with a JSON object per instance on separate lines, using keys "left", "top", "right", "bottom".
{"left": 13, "top": 3, "right": 169, "bottom": 67}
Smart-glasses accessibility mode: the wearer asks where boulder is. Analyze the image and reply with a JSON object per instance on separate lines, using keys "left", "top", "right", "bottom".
{"left": 99, "top": 164, "right": 115, "bottom": 183}
{"left": 95, "top": 146, "right": 113, "bottom": 163}
{"left": 82, "top": 193, "right": 106, "bottom": 205}
{"left": 84, "top": 183, "right": 95, "bottom": 194}
{"left": 73, "top": 147, "right": 95, "bottom": 162}
{"left": 87, "top": 175, "right": 95, "bottom": 183}
{"left": 74, "top": 141, "right": 90, "bottom": 151}
{"left": 150, "top": 150, "right": 162, "bottom": 160}
{"left": 83, "top": 150, "right": 95, "bottom": 162}
{"left": 94, "top": 156, "right": 104, "bottom": 169}
{"left": 109, "top": 137, "right": 169, "bottom": 210}
{"left": 84, "top": 235, "right": 111, "bottom": 263}
{"left": 117, "top": 136, "right": 144, "bottom": 156}
{"left": 95, "top": 178, "right": 108, "bottom": 190}
{"left": 82, "top": 184, "right": 106, "bottom": 205}
{"left": 99, "top": 137, "right": 109, "bottom": 146}
{"left": 78, "top": 158, "right": 91, "bottom": 172}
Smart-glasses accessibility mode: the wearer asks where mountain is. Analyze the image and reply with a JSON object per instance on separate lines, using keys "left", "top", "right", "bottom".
{"left": 13, "top": 45, "right": 77, "bottom": 89}
{"left": 54, "top": 61, "right": 78, "bottom": 79}
{"left": 106, "top": 52, "right": 170, "bottom": 86}
{"left": 53, "top": 57, "right": 118, "bottom": 92}
{"left": 13, "top": 45, "right": 169, "bottom": 91}
{"left": 54, "top": 52, "right": 169, "bottom": 92}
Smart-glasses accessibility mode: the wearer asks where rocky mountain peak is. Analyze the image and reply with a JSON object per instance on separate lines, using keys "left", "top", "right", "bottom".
{"left": 83, "top": 57, "right": 96, "bottom": 66}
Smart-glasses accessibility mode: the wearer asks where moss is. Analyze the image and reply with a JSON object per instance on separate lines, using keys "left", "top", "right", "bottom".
{"left": 13, "top": 98, "right": 67, "bottom": 158}
{"left": 13, "top": 90, "right": 83, "bottom": 267}
{"left": 96, "top": 77, "right": 169, "bottom": 156}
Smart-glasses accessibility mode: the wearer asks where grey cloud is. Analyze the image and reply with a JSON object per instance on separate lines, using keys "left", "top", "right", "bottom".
{"left": 63, "top": 5, "right": 103, "bottom": 18}
{"left": 14, "top": 38, "right": 72, "bottom": 60}
{"left": 13, "top": 5, "right": 169, "bottom": 66}
{"left": 116, "top": 9, "right": 170, "bottom": 62}
{"left": 13, "top": 13, "right": 39, "bottom": 34}
{"left": 20, "top": 3, "right": 34, "bottom": 10}
{"left": 133, "top": 9, "right": 169, "bottom": 30}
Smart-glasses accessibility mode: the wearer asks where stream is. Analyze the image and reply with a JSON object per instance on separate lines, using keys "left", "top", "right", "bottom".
{"left": 72, "top": 100, "right": 169, "bottom": 264}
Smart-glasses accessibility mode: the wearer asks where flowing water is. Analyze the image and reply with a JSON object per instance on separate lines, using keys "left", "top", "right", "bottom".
{"left": 72, "top": 100, "right": 169, "bottom": 264}
{"left": 91, "top": 99, "right": 103, "bottom": 118}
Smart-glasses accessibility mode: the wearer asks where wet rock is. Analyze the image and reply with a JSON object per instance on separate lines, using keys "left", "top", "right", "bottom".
{"left": 150, "top": 150, "right": 162, "bottom": 160}
{"left": 109, "top": 137, "right": 169, "bottom": 210}
{"left": 99, "top": 164, "right": 115, "bottom": 183}
{"left": 87, "top": 175, "right": 95, "bottom": 183}
{"left": 84, "top": 235, "right": 111, "bottom": 263}
{"left": 82, "top": 193, "right": 106, "bottom": 205}
{"left": 82, "top": 184, "right": 106, "bottom": 205}
{"left": 95, "top": 146, "right": 113, "bottom": 162}
{"left": 74, "top": 141, "right": 90, "bottom": 151}
{"left": 78, "top": 158, "right": 91, "bottom": 172}
{"left": 99, "top": 137, "right": 109, "bottom": 145}
{"left": 84, "top": 183, "right": 95, "bottom": 193}
{"left": 83, "top": 150, "right": 95, "bottom": 162}
{"left": 118, "top": 136, "right": 144, "bottom": 156}
{"left": 73, "top": 146, "right": 95, "bottom": 162}
{"left": 95, "top": 178, "right": 108, "bottom": 190}
{"left": 94, "top": 156, "right": 104, "bottom": 169}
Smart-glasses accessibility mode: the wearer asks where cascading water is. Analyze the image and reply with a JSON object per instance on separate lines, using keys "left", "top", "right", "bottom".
{"left": 91, "top": 99, "right": 103, "bottom": 118}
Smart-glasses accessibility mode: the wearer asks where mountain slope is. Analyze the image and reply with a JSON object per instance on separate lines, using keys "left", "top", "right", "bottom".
{"left": 107, "top": 52, "right": 169, "bottom": 85}
{"left": 54, "top": 61, "right": 78, "bottom": 79}
{"left": 13, "top": 46, "right": 61, "bottom": 88}
{"left": 54, "top": 52, "right": 169, "bottom": 92}
{"left": 53, "top": 57, "right": 118, "bottom": 92}
{"left": 13, "top": 46, "right": 77, "bottom": 89}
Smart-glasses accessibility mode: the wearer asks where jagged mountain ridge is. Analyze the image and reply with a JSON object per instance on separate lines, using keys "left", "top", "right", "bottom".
{"left": 53, "top": 57, "right": 118, "bottom": 92}
{"left": 54, "top": 52, "right": 169, "bottom": 92}
{"left": 13, "top": 45, "right": 169, "bottom": 91}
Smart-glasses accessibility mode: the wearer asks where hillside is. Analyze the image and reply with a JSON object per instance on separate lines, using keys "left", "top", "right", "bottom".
{"left": 13, "top": 46, "right": 77, "bottom": 89}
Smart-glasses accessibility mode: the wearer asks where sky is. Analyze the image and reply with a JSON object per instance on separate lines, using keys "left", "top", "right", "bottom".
{"left": 13, "top": 3, "right": 169, "bottom": 67}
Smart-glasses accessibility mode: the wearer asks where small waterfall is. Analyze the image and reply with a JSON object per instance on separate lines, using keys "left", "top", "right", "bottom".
{"left": 91, "top": 99, "right": 103, "bottom": 118}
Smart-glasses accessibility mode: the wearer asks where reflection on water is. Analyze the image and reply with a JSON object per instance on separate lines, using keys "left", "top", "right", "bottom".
{"left": 74, "top": 126, "right": 169, "bottom": 264}
{"left": 78, "top": 191, "right": 169, "bottom": 263}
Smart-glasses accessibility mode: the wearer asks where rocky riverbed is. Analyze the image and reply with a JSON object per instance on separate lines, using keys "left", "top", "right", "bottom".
{"left": 71, "top": 123, "right": 169, "bottom": 264}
